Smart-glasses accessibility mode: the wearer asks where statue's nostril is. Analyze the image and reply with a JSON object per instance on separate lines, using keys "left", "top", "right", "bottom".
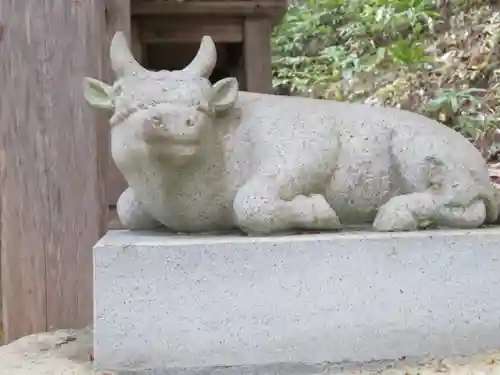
{"left": 152, "top": 116, "right": 164, "bottom": 129}
{"left": 186, "top": 119, "right": 194, "bottom": 127}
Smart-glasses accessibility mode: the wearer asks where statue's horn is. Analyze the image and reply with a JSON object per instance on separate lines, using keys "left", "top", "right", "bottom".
{"left": 110, "top": 31, "right": 149, "bottom": 78}
{"left": 182, "top": 36, "right": 217, "bottom": 79}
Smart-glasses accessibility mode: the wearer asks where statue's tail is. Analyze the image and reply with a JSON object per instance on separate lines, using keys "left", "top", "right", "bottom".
{"left": 492, "top": 189, "right": 500, "bottom": 223}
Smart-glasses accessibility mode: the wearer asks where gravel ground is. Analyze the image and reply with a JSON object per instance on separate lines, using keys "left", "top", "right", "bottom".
{"left": 0, "top": 328, "right": 499, "bottom": 375}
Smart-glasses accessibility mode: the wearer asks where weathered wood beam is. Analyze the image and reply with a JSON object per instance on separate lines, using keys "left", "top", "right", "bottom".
{"left": 0, "top": 0, "right": 108, "bottom": 342}
{"left": 131, "top": 1, "right": 285, "bottom": 21}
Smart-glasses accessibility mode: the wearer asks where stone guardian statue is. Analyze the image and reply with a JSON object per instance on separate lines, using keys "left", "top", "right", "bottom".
{"left": 82, "top": 32, "right": 499, "bottom": 235}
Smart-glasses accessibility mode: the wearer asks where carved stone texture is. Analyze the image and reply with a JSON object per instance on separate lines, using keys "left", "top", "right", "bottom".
{"left": 83, "top": 32, "right": 499, "bottom": 235}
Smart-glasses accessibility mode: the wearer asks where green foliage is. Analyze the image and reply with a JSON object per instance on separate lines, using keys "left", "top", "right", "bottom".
{"left": 425, "top": 87, "right": 500, "bottom": 158}
{"left": 271, "top": 0, "right": 500, "bottom": 157}
{"left": 272, "top": 0, "right": 440, "bottom": 97}
{"left": 427, "top": 88, "right": 496, "bottom": 134}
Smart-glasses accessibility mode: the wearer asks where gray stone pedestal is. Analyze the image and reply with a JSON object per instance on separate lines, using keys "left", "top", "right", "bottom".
{"left": 93, "top": 228, "right": 500, "bottom": 375}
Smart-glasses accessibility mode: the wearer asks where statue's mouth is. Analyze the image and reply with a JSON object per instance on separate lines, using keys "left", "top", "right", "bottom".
{"left": 151, "top": 142, "right": 200, "bottom": 162}
{"left": 146, "top": 135, "right": 201, "bottom": 158}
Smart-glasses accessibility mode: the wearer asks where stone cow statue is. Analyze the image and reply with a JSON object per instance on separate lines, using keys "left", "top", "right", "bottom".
{"left": 83, "top": 32, "right": 498, "bottom": 235}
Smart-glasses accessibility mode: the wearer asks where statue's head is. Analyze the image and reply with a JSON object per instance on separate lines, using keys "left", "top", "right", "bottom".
{"left": 83, "top": 32, "right": 238, "bottom": 165}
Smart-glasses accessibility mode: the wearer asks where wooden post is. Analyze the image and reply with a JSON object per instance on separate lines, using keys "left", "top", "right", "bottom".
{"left": 243, "top": 17, "right": 273, "bottom": 94}
{"left": 0, "top": 1, "right": 108, "bottom": 342}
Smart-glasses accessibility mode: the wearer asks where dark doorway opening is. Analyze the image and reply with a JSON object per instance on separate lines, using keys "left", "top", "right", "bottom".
{"left": 144, "top": 42, "right": 245, "bottom": 87}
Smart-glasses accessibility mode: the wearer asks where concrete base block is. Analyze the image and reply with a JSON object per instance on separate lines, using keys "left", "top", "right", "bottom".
{"left": 93, "top": 228, "right": 500, "bottom": 374}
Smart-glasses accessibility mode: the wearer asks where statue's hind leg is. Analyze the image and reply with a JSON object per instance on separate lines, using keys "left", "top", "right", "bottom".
{"left": 373, "top": 192, "right": 488, "bottom": 231}
{"left": 373, "top": 156, "right": 494, "bottom": 231}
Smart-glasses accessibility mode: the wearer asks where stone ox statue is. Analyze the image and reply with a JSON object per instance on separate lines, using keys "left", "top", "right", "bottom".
{"left": 83, "top": 32, "right": 498, "bottom": 235}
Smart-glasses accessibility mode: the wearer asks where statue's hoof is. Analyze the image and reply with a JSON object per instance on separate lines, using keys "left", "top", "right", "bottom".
{"left": 292, "top": 194, "right": 342, "bottom": 230}
{"left": 373, "top": 198, "right": 418, "bottom": 232}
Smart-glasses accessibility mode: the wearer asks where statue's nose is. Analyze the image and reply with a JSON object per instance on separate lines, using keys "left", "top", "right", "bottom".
{"left": 152, "top": 116, "right": 164, "bottom": 129}
{"left": 142, "top": 116, "right": 168, "bottom": 142}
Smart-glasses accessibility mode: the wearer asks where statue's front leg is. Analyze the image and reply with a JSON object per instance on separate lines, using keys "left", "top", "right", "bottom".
{"left": 117, "top": 187, "right": 163, "bottom": 230}
{"left": 289, "top": 193, "right": 342, "bottom": 230}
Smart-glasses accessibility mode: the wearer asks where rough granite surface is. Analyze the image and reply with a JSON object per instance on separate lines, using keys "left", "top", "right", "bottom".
{"left": 93, "top": 228, "right": 500, "bottom": 372}
{"left": 1, "top": 328, "right": 500, "bottom": 375}
{"left": 83, "top": 32, "right": 499, "bottom": 235}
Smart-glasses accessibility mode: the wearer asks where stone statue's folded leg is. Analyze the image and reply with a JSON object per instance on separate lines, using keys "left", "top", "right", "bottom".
{"left": 232, "top": 174, "right": 342, "bottom": 235}
{"left": 373, "top": 156, "right": 495, "bottom": 231}
{"left": 232, "top": 131, "right": 343, "bottom": 235}
{"left": 233, "top": 181, "right": 341, "bottom": 234}
{"left": 373, "top": 191, "right": 488, "bottom": 231}
{"left": 117, "top": 187, "right": 163, "bottom": 230}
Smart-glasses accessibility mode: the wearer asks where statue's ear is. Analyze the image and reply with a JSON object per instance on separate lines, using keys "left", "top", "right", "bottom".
{"left": 82, "top": 77, "right": 114, "bottom": 110}
{"left": 210, "top": 77, "right": 238, "bottom": 113}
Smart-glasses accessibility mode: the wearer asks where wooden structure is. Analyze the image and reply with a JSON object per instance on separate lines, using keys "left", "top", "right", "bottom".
{"left": 0, "top": 0, "right": 285, "bottom": 343}
{"left": 0, "top": 1, "right": 109, "bottom": 343}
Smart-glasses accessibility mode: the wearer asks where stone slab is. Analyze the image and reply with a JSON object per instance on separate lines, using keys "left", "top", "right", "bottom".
{"left": 93, "top": 227, "right": 500, "bottom": 374}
